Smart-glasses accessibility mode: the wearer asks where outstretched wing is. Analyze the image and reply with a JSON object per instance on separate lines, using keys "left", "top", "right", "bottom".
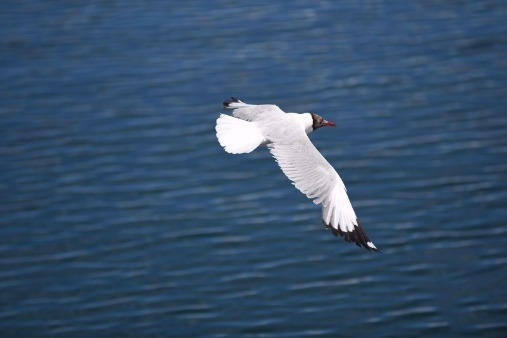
{"left": 268, "top": 132, "right": 378, "bottom": 251}
{"left": 223, "top": 97, "right": 285, "bottom": 122}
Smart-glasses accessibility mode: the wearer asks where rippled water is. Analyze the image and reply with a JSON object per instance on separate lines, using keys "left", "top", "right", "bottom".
{"left": 1, "top": 1, "right": 507, "bottom": 337}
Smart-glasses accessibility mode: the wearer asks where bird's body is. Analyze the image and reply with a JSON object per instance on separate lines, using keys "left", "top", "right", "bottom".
{"left": 215, "top": 97, "right": 378, "bottom": 252}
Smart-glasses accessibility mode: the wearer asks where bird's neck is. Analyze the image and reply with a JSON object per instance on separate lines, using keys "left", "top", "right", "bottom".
{"left": 300, "top": 113, "right": 314, "bottom": 135}
{"left": 287, "top": 112, "right": 314, "bottom": 135}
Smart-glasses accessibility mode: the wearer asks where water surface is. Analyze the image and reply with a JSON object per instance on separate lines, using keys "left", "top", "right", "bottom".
{"left": 1, "top": 1, "right": 507, "bottom": 337}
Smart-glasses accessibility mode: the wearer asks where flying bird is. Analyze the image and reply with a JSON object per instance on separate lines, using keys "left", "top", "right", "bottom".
{"left": 215, "top": 97, "right": 378, "bottom": 252}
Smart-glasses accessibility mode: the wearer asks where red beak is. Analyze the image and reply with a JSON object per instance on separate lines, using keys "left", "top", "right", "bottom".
{"left": 325, "top": 120, "right": 336, "bottom": 127}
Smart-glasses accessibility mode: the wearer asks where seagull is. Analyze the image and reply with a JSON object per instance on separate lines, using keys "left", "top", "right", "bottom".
{"left": 215, "top": 97, "right": 378, "bottom": 252}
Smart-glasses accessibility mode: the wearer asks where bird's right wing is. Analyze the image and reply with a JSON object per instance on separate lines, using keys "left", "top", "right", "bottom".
{"left": 223, "top": 97, "right": 285, "bottom": 122}
{"left": 268, "top": 133, "right": 378, "bottom": 251}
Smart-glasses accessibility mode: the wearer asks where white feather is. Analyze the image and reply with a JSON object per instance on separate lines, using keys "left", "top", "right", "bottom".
{"left": 228, "top": 103, "right": 285, "bottom": 122}
{"left": 215, "top": 114, "right": 264, "bottom": 154}
{"left": 266, "top": 132, "right": 359, "bottom": 235}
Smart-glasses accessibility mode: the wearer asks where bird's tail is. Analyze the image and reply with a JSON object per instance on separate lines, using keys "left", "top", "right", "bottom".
{"left": 215, "top": 114, "right": 264, "bottom": 154}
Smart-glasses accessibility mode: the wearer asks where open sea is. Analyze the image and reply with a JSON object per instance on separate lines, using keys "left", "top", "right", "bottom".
{"left": 1, "top": 1, "right": 507, "bottom": 337}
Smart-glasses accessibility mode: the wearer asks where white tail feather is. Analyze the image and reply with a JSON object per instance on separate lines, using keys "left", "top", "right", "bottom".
{"left": 215, "top": 114, "right": 264, "bottom": 154}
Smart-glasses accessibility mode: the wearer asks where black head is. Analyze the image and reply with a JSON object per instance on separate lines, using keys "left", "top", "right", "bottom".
{"left": 311, "top": 113, "right": 336, "bottom": 130}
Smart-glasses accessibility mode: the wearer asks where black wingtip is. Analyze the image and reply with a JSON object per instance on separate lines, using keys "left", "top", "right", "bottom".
{"left": 322, "top": 219, "right": 380, "bottom": 253}
{"left": 223, "top": 96, "right": 240, "bottom": 107}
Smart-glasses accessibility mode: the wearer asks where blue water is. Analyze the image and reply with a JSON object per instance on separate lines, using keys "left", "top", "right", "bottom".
{"left": 1, "top": 1, "right": 507, "bottom": 337}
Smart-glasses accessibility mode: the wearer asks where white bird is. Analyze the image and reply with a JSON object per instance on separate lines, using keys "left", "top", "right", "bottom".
{"left": 215, "top": 97, "right": 378, "bottom": 252}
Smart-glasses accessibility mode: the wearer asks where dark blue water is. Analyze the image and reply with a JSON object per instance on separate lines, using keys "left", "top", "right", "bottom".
{"left": 1, "top": 1, "right": 507, "bottom": 337}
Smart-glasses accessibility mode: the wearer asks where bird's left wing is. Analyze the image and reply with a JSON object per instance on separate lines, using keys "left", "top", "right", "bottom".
{"left": 268, "top": 133, "right": 378, "bottom": 251}
{"left": 223, "top": 97, "right": 285, "bottom": 122}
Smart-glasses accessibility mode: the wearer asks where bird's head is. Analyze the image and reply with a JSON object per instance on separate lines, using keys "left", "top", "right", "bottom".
{"left": 310, "top": 113, "right": 336, "bottom": 130}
